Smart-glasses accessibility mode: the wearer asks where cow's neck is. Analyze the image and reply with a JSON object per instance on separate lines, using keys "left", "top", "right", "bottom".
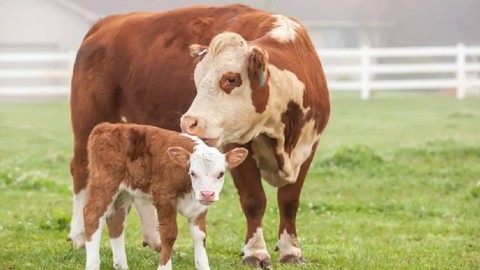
{"left": 251, "top": 65, "right": 320, "bottom": 187}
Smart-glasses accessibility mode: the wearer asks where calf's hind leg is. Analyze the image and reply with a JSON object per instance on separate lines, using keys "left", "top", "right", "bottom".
{"left": 83, "top": 176, "right": 120, "bottom": 270}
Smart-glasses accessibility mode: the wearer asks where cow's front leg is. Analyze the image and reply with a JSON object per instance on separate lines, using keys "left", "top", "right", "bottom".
{"left": 227, "top": 143, "right": 272, "bottom": 269}
{"left": 276, "top": 147, "right": 316, "bottom": 264}
{"left": 189, "top": 211, "right": 210, "bottom": 270}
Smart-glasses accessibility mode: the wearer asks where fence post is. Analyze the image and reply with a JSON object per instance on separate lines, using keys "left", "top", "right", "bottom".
{"left": 361, "top": 46, "right": 371, "bottom": 100}
{"left": 456, "top": 43, "right": 466, "bottom": 99}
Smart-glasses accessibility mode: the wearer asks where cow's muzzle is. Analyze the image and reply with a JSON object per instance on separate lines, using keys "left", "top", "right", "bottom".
{"left": 180, "top": 115, "right": 222, "bottom": 146}
{"left": 180, "top": 115, "right": 202, "bottom": 136}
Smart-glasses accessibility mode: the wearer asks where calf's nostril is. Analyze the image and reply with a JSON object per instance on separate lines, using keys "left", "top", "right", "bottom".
{"left": 200, "top": 191, "right": 215, "bottom": 199}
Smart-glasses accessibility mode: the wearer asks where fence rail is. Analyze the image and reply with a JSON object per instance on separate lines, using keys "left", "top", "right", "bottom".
{"left": 318, "top": 43, "right": 480, "bottom": 99}
{"left": 0, "top": 44, "right": 479, "bottom": 99}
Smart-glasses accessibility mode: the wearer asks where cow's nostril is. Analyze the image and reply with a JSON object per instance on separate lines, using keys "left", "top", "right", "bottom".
{"left": 190, "top": 119, "right": 198, "bottom": 129}
{"left": 181, "top": 115, "right": 200, "bottom": 133}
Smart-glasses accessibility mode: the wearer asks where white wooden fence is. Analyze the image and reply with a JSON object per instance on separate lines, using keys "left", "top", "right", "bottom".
{"left": 1, "top": 44, "right": 479, "bottom": 100}
{"left": 0, "top": 51, "right": 76, "bottom": 97}
{"left": 318, "top": 43, "right": 480, "bottom": 99}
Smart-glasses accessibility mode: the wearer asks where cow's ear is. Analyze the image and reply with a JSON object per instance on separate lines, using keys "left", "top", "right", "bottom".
{"left": 167, "top": 147, "right": 191, "bottom": 168}
{"left": 225, "top": 147, "right": 249, "bottom": 169}
{"left": 189, "top": 44, "right": 208, "bottom": 58}
{"left": 248, "top": 46, "right": 269, "bottom": 87}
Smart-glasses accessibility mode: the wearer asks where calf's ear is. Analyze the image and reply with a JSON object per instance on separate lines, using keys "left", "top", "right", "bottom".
{"left": 189, "top": 44, "right": 208, "bottom": 58}
{"left": 248, "top": 46, "right": 269, "bottom": 87}
{"left": 225, "top": 147, "right": 249, "bottom": 169}
{"left": 167, "top": 147, "right": 191, "bottom": 168}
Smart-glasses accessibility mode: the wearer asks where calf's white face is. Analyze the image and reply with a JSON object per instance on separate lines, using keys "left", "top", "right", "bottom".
{"left": 167, "top": 145, "right": 248, "bottom": 205}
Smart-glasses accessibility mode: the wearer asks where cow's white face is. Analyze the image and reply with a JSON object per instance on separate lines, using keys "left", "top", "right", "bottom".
{"left": 167, "top": 143, "right": 248, "bottom": 205}
{"left": 181, "top": 32, "right": 270, "bottom": 146}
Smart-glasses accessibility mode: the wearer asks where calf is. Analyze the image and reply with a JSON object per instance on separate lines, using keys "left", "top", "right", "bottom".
{"left": 83, "top": 122, "right": 248, "bottom": 270}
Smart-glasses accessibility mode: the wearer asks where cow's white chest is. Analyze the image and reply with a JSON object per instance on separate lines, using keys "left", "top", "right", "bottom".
{"left": 176, "top": 192, "right": 208, "bottom": 221}
{"left": 251, "top": 65, "right": 320, "bottom": 187}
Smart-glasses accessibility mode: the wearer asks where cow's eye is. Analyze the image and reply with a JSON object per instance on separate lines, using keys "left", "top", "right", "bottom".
{"left": 217, "top": 171, "right": 225, "bottom": 179}
{"left": 226, "top": 77, "right": 237, "bottom": 84}
{"left": 190, "top": 171, "right": 196, "bottom": 178}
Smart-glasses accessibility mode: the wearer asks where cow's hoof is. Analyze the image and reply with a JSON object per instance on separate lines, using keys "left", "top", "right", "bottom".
{"left": 279, "top": 254, "right": 307, "bottom": 264}
{"left": 243, "top": 256, "right": 273, "bottom": 269}
{"left": 113, "top": 262, "right": 129, "bottom": 270}
{"left": 142, "top": 240, "right": 161, "bottom": 253}
{"left": 68, "top": 233, "right": 86, "bottom": 249}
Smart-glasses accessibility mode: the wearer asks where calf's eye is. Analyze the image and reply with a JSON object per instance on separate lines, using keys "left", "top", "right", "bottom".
{"left": 190, "top": 172, "right": 196, "bottom": 178}
{"left": 217, "top": 172, "right": 225, "bottom": 179}
{"left": 227, "top": 77, "right": 237, "bottom": 84}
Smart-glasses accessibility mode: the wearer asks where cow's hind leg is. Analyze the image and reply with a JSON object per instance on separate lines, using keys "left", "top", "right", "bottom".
{"left": 227, "top": 143, "right": 272, "bottom": 269}
{"left": 134, "top": 198, "right": 161, "bottom": 252}
{"left": 69, "top": 50, "right": 120, "bottom": 248}
{"left": 276, "top": 145, "right": 316, "bottom": 264}
{"left": 69, "top": 147, "right": 88, "bottom": 249}
{"left": 106, "top": 192, "right": 133, "bottom": 270}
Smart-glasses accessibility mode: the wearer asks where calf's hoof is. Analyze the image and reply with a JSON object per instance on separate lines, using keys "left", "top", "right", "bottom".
{"left": 67, "top": 233, "right": 86, "bottom": 249}
{"left": 243, "top": 256, "right": 273, "bottom": 269}
{"left": 279, "top": 254, "right": 307, "bottom": 264}
{"left": 142, "top": 240, "right": 161, "bottom": 253}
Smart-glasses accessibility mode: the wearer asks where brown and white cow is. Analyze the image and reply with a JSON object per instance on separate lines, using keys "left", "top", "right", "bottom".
{"left": 84, "top": 122, "right": 247, "bottom": 270}
{"left": 70, "top": 4, "right": 329, "bottom": 268}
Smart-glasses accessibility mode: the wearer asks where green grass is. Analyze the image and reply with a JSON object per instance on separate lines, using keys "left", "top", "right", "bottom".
{"left": 0, "top": 92, "right": 479, "bottom": 269}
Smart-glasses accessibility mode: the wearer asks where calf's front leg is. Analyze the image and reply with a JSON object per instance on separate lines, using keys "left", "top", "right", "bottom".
{"left": 190, "top": 211, "right": 210, "bottom": 270}
{"left": 155, "top": 200, "right": 178, "bottom": 270}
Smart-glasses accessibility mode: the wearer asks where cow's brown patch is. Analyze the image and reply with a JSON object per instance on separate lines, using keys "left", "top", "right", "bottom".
{"left": 248, "top": 47, "right": 270, "bottom": 113}
{"left": 253, "top": 29, "right": 330, "bottom": 133}
{"left": 219, "top": 72, "right": 242, "bottom": 94}
{"left": 282, "top": 102, "right": 305, "bottom": 155}
{"left": 267, "top": 136, "right": 285, "bottom": 171}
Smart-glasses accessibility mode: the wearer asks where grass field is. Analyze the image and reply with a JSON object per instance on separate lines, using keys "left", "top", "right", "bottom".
{"left": 0, "top": 92, "right": 479, "bottom": 269}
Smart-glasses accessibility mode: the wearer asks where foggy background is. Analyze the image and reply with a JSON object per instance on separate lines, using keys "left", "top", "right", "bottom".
{"left": 0, "top": 0, "right": 479, "bottom": 99}
{"left": 1, "top": 0, "right": 480, "bottom": 52}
